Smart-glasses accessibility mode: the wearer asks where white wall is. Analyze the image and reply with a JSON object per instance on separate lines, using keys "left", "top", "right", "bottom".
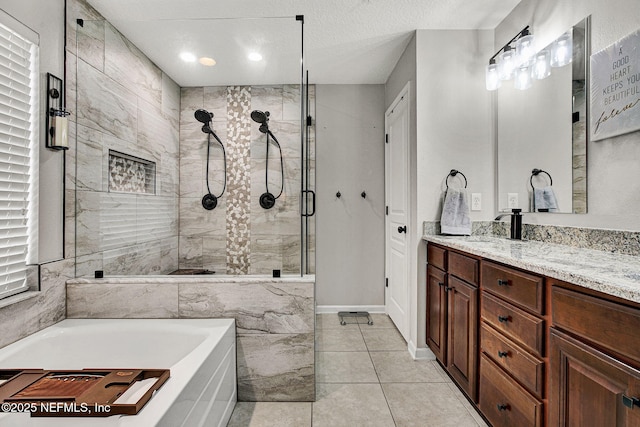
{"left": 0, "top": 0, "right": 71, "bottom": 350}
{"left": 315, "top": 84, "right": 386, "bottom": 307}
{"left": 385, "top": 29, "right": 494, "bottom": 356}
{"left": 496, "top": 0, "right": 640, "bottom": 230}
{"left": 2, "top": 1, "right": 66, "bottom": 261}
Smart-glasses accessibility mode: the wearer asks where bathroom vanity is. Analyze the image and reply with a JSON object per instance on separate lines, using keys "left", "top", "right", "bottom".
{"left": 424, "top": 235, "right": 640, "bottom": 427}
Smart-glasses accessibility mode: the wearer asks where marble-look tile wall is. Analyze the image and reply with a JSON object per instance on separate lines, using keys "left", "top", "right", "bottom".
{"left": 0, "top": 260, "right": 73, "bottom": 349}
{"left": 68, "top": 0, "right": 180, "bottom": 277}
{"left": 66, "top": 277, "right": 315, "bottom": 401}
{"left": 179, "top": 85, "right": 315, "bottom": 275}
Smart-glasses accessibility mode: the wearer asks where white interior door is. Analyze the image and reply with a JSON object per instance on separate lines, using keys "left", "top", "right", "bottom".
{"left": 385, "top": 87, "right": 410, "bottom": 341}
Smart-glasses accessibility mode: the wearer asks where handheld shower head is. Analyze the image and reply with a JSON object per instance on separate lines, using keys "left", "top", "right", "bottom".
{"left": 194, "top": 109, "right": 213, "bottom": 124}
{"left": 250, "top": 110, "right": 269, "bottom": 124}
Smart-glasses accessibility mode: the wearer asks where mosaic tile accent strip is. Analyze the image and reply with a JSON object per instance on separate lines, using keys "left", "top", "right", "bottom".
{"left": 108, "top": 150, "right": 155, "bottom": 194}
{"left": 226, "top": 86, "right": 252, "bottom": 274}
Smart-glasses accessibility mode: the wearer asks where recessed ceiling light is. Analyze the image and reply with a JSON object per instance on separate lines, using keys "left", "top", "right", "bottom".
{"left": 248, "top": 52, "right": 263, "bottom": 62}
{"left": 179, "top": 52, "right": 197, "bottom": 63}
{"left": 199, "top": 57, "right": 216, "bottom": 66}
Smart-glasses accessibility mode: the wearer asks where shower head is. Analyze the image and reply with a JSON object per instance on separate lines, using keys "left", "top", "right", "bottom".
{"left": 194, "top": 109, "right": 213, "bottom": 124}
{"left": 250, "top": 110, "right": 270, "bottom": 124}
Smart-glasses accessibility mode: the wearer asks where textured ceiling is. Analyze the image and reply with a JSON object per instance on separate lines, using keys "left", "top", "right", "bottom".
{"left": 86, "top": 0, "right": 522, "bottom": 86}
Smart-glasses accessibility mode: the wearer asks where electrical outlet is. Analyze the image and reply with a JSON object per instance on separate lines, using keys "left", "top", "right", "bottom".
{"left": 471, "top": 193, "right": 481, "bottom": 211}
{"left": 508, "top": 193, "right": 519, "bottom": 208}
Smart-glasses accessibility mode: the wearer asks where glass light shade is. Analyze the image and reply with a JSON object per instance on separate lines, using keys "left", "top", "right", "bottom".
{"left": 486, "top": 63, "right": 501, "bottom": 90}
{"left": 514, "top": 65, "right": 532, "bottom": 90}
{"left": 497, "top": 48, "right": 516, "bottom": 81}
{"left": 551, "top": 31, "right": 572, "bottom": 67}
{"left": 532, "top": 50, "right": 551, "bottom": 79}
{"left": 515, "top": 34, "right": 536, "bottom": 67}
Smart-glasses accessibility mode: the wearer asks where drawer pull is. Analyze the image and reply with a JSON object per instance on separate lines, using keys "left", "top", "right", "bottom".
{"left": 497, "top": 351, "right": 509, "bottom": 358}
{"left": 498, "top": 315, "right": 510, "bottom": 323}
{"left": 438, "top": 282, "right": 445, "bottom": 287}
{"left": 623, "top": 395, "right": 640, "bottom": 409}
{"left": 496, "top": 403, "right": 510, "bottom": 411}
{"left": 497, "top": 279, "right": 509, "bottom": 286}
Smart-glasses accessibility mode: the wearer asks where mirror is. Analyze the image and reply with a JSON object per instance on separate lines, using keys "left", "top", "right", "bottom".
{"left": 497, "top": 17, "right": 589, "bottom": 214}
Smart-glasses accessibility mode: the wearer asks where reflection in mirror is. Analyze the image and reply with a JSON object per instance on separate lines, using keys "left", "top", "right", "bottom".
{"left": 497, "top": 17, "right": 589, "bottom": 214}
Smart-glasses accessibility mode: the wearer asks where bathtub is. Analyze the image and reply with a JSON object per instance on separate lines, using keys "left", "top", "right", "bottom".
{"left": 0, "top": 319, "right": 236, "bottom": 427}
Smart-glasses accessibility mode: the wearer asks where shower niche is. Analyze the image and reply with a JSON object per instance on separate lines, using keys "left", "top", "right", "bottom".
{"left": 70, "top": 0, "right": 315, "bottom": 277}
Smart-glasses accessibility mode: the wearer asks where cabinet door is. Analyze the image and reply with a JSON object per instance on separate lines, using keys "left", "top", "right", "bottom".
{"left": 550, "top": 329, "right": 640, "bottom": 426}
{"left": 427, "top": 265, "right": 447, "bottom": 364}
{"left": 447, "top": 276, "right": 478, "bottom": 401}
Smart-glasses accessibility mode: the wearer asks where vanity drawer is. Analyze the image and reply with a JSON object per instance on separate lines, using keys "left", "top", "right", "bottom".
{"left": 481, "top": 322, "right": 544, "bottom": 398}
{"left": 479, "top": 353, "right": 543, "bottom": 427}
{"left": 482, "top": 261, "right": 544, "bottom": 314}
{"left": 482, "top": 292, "right": 544, "bottom": 356}
{"left": 427, "top": 244, "right": 447, "bottom": 271}
{"left": 552, "top": 285, "right": 640, "bottom": 363}
{"left": 449, "top": 251, "right": 479, "bottom": 286}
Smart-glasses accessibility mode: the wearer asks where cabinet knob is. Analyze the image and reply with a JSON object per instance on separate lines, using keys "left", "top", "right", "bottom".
{"left": 445, "top": 286, "right": 454, "bottom": 292}
{"left": 498, "top": 315, "right": 510, "bottom": 323}
{"left": 498, "top": 351, "right": 509, "bottom": 358}
{"left": 497, "top": 279, "right": 509, "bottom": 286}
{"left": 496, "top": 403, "right": 509, "bottom": 411}
{"left": 623, "top": 395, "right": 640, "bottom": 409}
{"left": 438, "top": 282, "right": 445, "bottom": 287}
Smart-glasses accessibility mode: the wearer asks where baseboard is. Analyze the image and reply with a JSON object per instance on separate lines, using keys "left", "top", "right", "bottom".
{"left": 408, "top": 340, "right": 436, "bottom": 360}
{"left": 316, "top": 305, "right": 386, "bottom": 314}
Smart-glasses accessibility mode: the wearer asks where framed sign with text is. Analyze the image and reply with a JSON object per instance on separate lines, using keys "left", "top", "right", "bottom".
{"left": 590, "top": 28, "right": 640, "bottom": 141}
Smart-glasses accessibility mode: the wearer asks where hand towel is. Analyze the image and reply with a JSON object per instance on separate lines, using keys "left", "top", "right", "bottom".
{"left": 533, "top": 186, "right": 559, "bottom": 212}
{"left": 440, "top": 188, "right": 472, "bottom": 235}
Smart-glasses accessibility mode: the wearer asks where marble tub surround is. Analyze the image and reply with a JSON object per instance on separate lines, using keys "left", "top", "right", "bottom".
{"left": 424, "top": 234, "right": 640, "bottom": 304}
{"left": 66, "top": 276, "right": 315, "bottom": 401}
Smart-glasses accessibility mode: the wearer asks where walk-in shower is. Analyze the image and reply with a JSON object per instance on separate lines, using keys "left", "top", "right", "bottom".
{"left": 195, "top": 108, "right": 227, "bottom": 210}
{"left": 251, "top": 110, "right": 284, "bottom": 210}
{"left": 73, "top": 13, "right": 315, "bottom": 277}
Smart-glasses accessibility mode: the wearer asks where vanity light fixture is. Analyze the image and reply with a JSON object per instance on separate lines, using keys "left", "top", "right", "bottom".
{"left": 514, "top": 64, "right": 533, "bottom": 90}
{"left": 486, "top": 26, "right": 533, "bottom": 91}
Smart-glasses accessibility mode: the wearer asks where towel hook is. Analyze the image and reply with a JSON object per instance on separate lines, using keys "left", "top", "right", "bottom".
{"left": 530, "top": 168, "right": 553, "bottom": 190}
{"left": 445, "top": 169, "right": 467, "bottom": 189}
{"left": 361, "top": 191, "right": 366, "bottom": 199}
{"left": 336, "top": 191, "right": 342, "bottom": 198}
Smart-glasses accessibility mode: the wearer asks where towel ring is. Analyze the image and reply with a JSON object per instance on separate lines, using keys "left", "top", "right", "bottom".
{"left": 530, "top": 168, "right": 553, "bottom": 190}
{"left": 446, "top": 169, "right": 467, "bottom": 189}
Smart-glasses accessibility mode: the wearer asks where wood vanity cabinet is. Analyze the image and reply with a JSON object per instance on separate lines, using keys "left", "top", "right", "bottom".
{"left": 478, "top": 261, "right": 545, "bottom": 427}
{"left": 427, "top": 241, "right": 640, "bottom": 426}
{"left": 427, "top": 244, "right": 479, "bottom": 401}
{"left": 549, "top": 283, "right": 640, "bottom": 426}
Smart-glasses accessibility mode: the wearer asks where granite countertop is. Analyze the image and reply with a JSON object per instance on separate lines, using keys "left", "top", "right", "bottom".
{"left": 423, "top": 235, "right": 640, "bottom": 304}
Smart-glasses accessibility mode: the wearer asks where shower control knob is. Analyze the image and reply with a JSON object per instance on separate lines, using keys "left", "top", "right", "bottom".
{"left": 397, "top": 225, "right": 407, "bottom": 234}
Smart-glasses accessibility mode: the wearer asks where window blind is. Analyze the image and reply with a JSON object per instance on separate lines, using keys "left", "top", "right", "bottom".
{"left": 0, "top": 21, "right": 37, "bottom": 300}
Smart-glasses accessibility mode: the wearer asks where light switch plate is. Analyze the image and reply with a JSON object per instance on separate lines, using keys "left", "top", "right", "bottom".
{"left": 508, "top": 193, "right": 519, "bottom": 208}
{"left": 471, "top": 193, "right": 481, "bottom": 211}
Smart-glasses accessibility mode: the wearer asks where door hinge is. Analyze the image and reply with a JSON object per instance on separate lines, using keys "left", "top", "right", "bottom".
{"left": 385, "top": 206, "right": 388, "bottom": 215}
{"left": 385, "top": 134, "right": 389, "bottom": 143}
{"left": 385, "top": 278, "right": 388, "bottom": 288}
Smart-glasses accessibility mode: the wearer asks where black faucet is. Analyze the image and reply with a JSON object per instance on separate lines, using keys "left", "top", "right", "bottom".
{"left": 495, "top": 208, "right": 523, "bottom": 240}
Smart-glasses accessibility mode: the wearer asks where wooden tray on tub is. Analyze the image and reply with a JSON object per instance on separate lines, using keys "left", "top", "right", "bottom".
{"left": 0, "top": 368, "right": 169, "bottom": 417}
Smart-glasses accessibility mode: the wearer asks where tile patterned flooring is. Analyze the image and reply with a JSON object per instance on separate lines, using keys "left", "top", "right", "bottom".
{"left": 228, "top": 314, "right": 489, "bottom": 426}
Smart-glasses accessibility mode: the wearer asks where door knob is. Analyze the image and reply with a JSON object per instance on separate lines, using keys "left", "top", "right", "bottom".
{"left": 398, "top": 225, "right": 407, "bottom": 233}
